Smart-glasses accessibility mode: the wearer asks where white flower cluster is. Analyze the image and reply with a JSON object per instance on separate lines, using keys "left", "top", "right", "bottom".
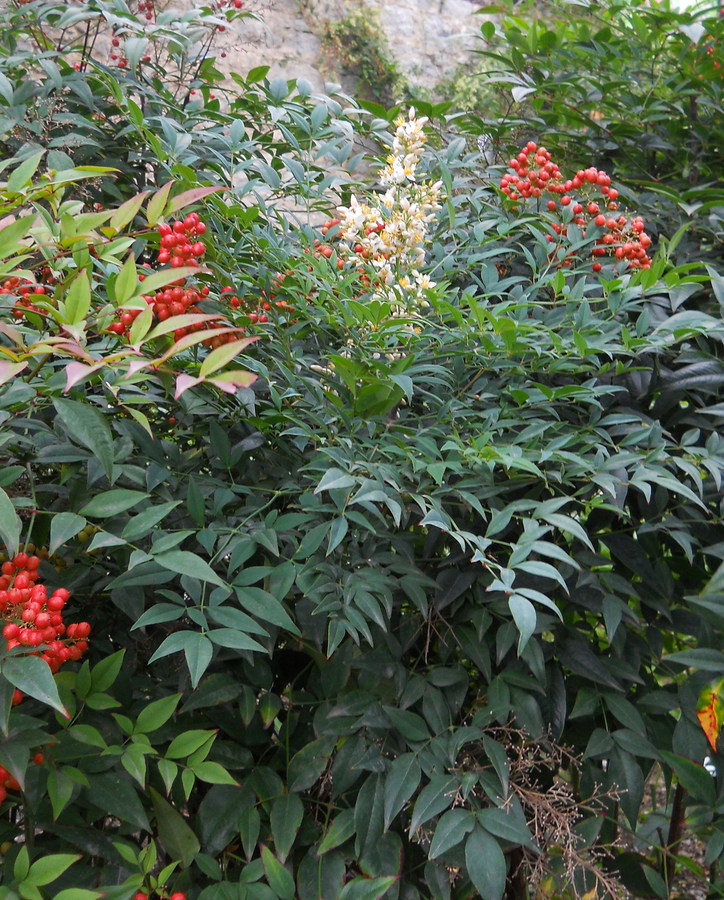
{"left": 336, "top": 108, "right": 442, "bottom": 313}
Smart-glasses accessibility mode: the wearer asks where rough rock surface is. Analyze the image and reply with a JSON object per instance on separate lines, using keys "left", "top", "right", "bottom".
{"left": 213, "top": 0, "right": 485, "bottom": 92}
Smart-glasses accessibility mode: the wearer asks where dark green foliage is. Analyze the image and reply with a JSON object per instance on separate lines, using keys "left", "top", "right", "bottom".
{"left": 0, "top": 1, "right": 722, "bottom": 899}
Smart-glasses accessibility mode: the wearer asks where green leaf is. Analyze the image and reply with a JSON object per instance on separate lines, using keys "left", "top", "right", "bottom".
{"left": 270, "top": 793, "right": 304, "bottom": 862}
{"left": 14, "top": 845, "right": 29, "bottom": 881}
{"left": 198, "top": 785, "right": 244, "bottom": 857}
{"left": 0, "top": 486, "right": 21, "bottom": 558}
{"left": 0, "top": 214, "right": 33, "bottom": 258}
{"left": 86, "top": 773, "right": 150, "bottom": 832}
{"left": 7, "top": 150, "right": 44, "bottom": 192}
{"left": 207, "top": 628, "right": 266, "bottom": 654}
{"left": 239, "top": 803, "right": 261, "bottom": 861}
{"left": 314, "top": 468, "right": 356, "bottom": 494}
{"left": 337, "top": 877, "right": 398, "bottom": 900}
{"left": 121, "top": 501, "right": 180, "bottom": 541}
{"left": 2, "top": 655, "right": 67, "bottom": 716}
{"left": 297, "top": 848, "right": 345, "bottom": 900}
{"left": 53, "top": 892, "right": 103, "bottom": 900}
{"left": 150, "top": 786, "right": 200, "bottom": 868}
{"left": 508, "top": 594, "right": 536, "bottom": 654}
{"left": 663, "top": 649, "right": 724, "bottom": 671}
{"left": 465, "top": 825, "right": 506, "bottom": 900}
{"left": 429, "top": 808, "right": 475, "bottom": 858}
{"left": 79, "top": 489, "right": 149, "bottom": 518}
{"left": 122, "top": 745, "right": 148, "bottom": 788}
{"left": 482, "top": 736, "right": 510, "bottom": 796}
{"left": 478, "top": 804, "right": 537, "bottom": 850}
{"left": 409, "top": 776, "right": 458, "bottom": 836}
{"left": 660, "top": 750, "right": 716, "bottom": 804}
{"left": 382, "top": 706, "right": 429, "bottom": 742}
{"left": 193, "top": 761, "right": 238, "bottom": 786}
{"left": 383, "top": 753, "right": 421, "bottom": 830}
{"left": 236, "top": 587, "right": 299, "bottom": 635}
{"left": 47, "top": 768, "right": 78, "bottom": 820}
{"left": 199, "top": 338, "right": 258, "bottom": 378}
{"left": 184, "top": 633, "right": 214, "bottom": 688}
{"left": 327, "top": 516, "right": 348, "bottom": 555}
{"left": 166, "top": 729, "right": 216, "bottom": 760}
{"left": 294, "top": 522, "right": 330, "bottom": 559}
{"left": 146, "top": 182, "right": 172, "bottom": 227}
{"left": 318, "top": 808, "right": 356, "bottom": 855}
{"left": 53, "top": 397, "right": 114, "bottom": 480}
{"left": 0, "top": 739, "right": 28, "bottom": 791}
{"left": 135, "top": 694, "right": 181, "bottom": 734}
{"left": 261, "top": 845, "right": 295, "bottom": 900}
{"left": 49, "top": 512, "right": 87, "bottom": 554}
{"left": 154, "top": 550, "right": 226, "bottom": 587}
{"left": 288, "top": 737, "right": 335, "bottom": 792}
{"left": 135, "top": 266, "right": 208, "bottom": 301}
{"left": 110, "top": 191, "right": 150, "bottom": 232}
{"left": 65, "top": 270, "right": 91, "bottom": 324}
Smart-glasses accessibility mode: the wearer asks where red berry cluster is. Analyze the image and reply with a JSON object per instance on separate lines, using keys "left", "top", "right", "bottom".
{"left": 691, "top": 35, "right": 722, "bottom": 76}
{"left": 108, "top": 2, "right": 155, "bottom": 67}
{"left": 500, "top": 141, "right": 652, "bottom": 270}
{"left": 312, "top": 217, "right": 382, "bottom": 289}
{"left": 207, "top": 0, "right": 243, "bottom": 25}
{"left": 0, "top": 552, "right": 90, "bottom": 680}
{"left": 133, "top": 893, "right": 186, "bottom": 900}
{"left": 1, "top": 269, "right": 56, "bottom": 322}
{"left": 0, "top": 753, "right": 44, "bottom": 805}
{"left": 220, "top": 285, "right": 270, "bottom": 323}
{"left": 157, "top": 213, "right": 207, "bottom": 268}
{"left": 109, "top": 214, "right": 214, "bottom": 339}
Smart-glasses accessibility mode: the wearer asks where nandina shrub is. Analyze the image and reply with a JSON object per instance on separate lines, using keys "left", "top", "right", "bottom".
{"left": 457, "top": 0, "right": 724, "bottom": 278}
{"left": 0, "top": 9, "right": 723, "bottom": 900}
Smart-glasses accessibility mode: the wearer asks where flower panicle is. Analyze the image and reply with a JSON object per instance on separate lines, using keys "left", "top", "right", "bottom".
{"left": 336, "top": 107, "right": 442, "bottom": 312}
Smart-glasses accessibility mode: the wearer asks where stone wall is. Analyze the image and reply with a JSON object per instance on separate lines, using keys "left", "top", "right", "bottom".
{"left": 213, "top": 0, "right": 485, "bottom": 93}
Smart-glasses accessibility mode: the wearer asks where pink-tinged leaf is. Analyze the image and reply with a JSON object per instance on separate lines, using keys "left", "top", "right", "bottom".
{"left": 125, "top": 359, "right": 153, "bottom": 379}
{"left": 0, "top": 360, "right": 27, "bottom": 387}
{"left": 145, "top": 313, "right": 221, "bottom": 342}
{"left": 165, "top": 186, "right": 226, "bottom": 217}
{"left": 146, "top": 181, "right": 173, "bottom": 226}
{"left": 110, "top": 191, "right": 151, "bottom": 232}
{"left": 154, "top": 327, "right": 240, "bottom": 365}
{"left": 29, "top": 337, "right": 96, "bottom": 362}
{"left": 175, "top": 374, "right": 202, "bottom": 399}
{"left": 0, "top": 322, "right": 25, "bottom": 347}
{"left": 65, "top": 361, "right": 105, "bottom": 392}
{"left": 199, "top": 336, "right": 260, "bottom": 377}
{"left": 209, "top": 370, "right": 258, "bottom": 393}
